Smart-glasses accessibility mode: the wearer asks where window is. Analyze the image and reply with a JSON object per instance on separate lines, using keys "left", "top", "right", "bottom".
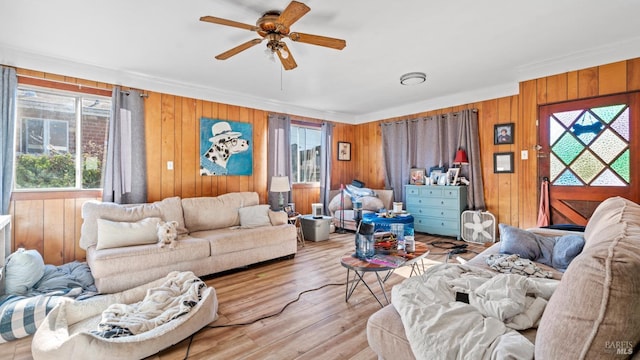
{"left": 14, "top": 86, "right": 111, "bottom": 190}
{"left": 290, "top": 124, "right": 321, "bottom": 183}
{"left": 548, "top": 104, "right": 630, "bottom": 186}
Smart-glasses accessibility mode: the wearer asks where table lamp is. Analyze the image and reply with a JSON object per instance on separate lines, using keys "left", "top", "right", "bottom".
{"left": 453, "top": 148, "right": 469, "bottom": 167}
{"left": 270, "top": 176, "right": 291, "bottom": 210}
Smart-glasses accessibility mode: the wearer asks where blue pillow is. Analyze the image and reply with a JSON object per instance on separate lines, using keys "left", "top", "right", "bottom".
{"left": 552, "top": 234, "right": 585, "bottom": 272}
{"left": 498, "top": 224, "right": 555, "bottom": 266}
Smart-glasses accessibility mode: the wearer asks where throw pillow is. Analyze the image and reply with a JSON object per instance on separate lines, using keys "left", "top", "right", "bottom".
{"left": 96, "top": 217, "right": 162, "bottom": 250}
{"left": 498, "top": 224, "right": 555, "bottom": 265}
{"left": 328, "top": 193, "right": 353, "bottom": 213}
{"left": 268, "top": 210, "right": 288, "bottom": 226}
{"left": 551, "top": 234, "right": 585, "bottom": 272}
{"left": 359, "top": 196, "right": 384, "bottom": 211}
{"left": 239, "top": 205, "right": 272, "bottom": 229}
{"left": 4, "top": 248, "right": 45, "bottom": 295}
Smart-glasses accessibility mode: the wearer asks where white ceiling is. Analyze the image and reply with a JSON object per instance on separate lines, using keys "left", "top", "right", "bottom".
{"left": 2, "top": 0, "right": 640, "bottom": 124}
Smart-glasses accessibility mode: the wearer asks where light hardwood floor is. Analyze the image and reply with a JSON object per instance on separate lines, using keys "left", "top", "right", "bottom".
{"left": 0, "top": 232, "right": 487, "bottom": 360}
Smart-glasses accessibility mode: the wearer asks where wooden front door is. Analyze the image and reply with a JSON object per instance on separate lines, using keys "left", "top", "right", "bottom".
{"left": 537, "top": 92, "right": 640, "bottom": 225}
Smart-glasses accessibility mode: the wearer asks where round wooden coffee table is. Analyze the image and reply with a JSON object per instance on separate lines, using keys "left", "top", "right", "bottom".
{"left": 340, "top": 253, "right": 395, "bottom": 307}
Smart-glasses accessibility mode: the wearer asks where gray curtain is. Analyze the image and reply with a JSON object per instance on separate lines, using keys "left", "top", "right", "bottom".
{"left": 320, "top": 122, "right": 333, "bottom": 214}
{"left": 382, "top": 109, "right": 485, "bottom": 210}
{"left": 103, "top": 87, "right": 147, "bottom": 204}
{"left": 267, "top": 113, "right": 291, "bottom": 209}
{"left": 0, "top": 67, "right": 16, "bottom": 214}
{"left": 381, "top": 121, "right": 409, "bottom": 202}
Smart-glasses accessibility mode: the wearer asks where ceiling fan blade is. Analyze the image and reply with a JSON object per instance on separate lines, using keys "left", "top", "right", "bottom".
{"left": 215, "top": 39, "right": 263, "bottom": 60}
{"left": 288, "top": 32, "right": 346, "bottom": 50}
{"left": 277, "top": 1, "right": 310, "bottom": 28}
{"left": 200, "top": 16, "right": 259, "bottom": 32}
{"left": 277, "top": 43, "right": 297, "bottom": 70}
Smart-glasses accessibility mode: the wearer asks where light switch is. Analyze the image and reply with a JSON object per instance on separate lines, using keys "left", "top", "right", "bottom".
{"left": 521, "top": 150, "right": 528, "bottom": 160}
{"left": 167, "top": 161, "right": 174, "bottom": 170}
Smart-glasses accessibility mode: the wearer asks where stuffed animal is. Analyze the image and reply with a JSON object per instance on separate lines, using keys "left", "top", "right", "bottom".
{"left": 157, "top": 220, "right": 178, "bottom": 248}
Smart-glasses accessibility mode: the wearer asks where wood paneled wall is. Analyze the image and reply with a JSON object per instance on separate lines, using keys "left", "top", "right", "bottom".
{"left": 7, "top": 57, "right": 640, "bottom": 263}
{"left": 354, "top": 58, "right": 640, "bottom": 230}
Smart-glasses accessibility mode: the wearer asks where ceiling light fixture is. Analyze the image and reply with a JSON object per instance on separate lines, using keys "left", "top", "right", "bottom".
{"left": 400, "top": 72, "right": 427, "bottom": 86}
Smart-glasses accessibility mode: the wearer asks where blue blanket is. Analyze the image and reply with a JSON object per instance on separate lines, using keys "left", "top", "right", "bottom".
{"left": 0, "top": 261, "right": 96, "bottom": 343}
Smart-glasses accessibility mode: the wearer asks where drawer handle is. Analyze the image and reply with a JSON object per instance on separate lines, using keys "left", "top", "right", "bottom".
{"left": 419, "top": 209, "right": 423, "bottom": 213}
{"left": 440, "top": 211, "right": 444, "bottom": 216}
{"left": 441, "top": 222, "right": 445, "bottom": 226}
{"left": 418, "top": 199, "right": 422, "bottom": 203}
{"left": 441, "top": 201, "right": 444, "bottom": 205}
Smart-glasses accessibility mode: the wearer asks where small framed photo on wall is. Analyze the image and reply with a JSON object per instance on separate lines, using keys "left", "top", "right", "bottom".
{"left": 338, "top": 142, "right": 351, "bottom": 161}
{"left": 494, "top": 152, "right": 514, "bottom": 173}
{"left": 494, "top": 123, "right": 514, "bottom": 145}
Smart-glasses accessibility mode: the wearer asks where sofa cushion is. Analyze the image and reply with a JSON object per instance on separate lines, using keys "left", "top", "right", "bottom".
{"left": 189, "top": 224, "right": 294, "bottom": 255}
{"left": 96, "top": 217, "right": 161, "bottom": 250}
{"left": 181, "top": 192, "right": 259, "bottom": 232}
{"left": 80, "top": 196, "right": 187, "bottom": 250}
{"left": 239, "top": 205, "right": 271, "bottom": 229}
{"left": 87, "top": 237, "right": 211, "bottom": 279}
{"left": 268, "top": 210, "right": 288, "bottom": 226}
{"left": 535, "top": 197, "right": 640, "bottom": 358}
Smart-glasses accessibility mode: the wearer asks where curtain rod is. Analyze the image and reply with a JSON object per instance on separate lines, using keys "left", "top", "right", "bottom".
{"left": 379, "top": 108, "right": 479, "bottom": 126}
{"left": 120, "top": 90, "right": 148, "bottom": 98}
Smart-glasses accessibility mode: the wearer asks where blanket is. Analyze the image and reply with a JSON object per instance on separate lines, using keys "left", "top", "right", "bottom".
{"left": 93, "top": 271, "right": 205, "bottom": 337}
{"left": 392, "top": 263, "right": 559, "bottom": 360}
{"left": 486, "top": 254, "right": 553, "bottom": 278}
{"left": 0, "top": 261, "right": 97, "bottom": 343}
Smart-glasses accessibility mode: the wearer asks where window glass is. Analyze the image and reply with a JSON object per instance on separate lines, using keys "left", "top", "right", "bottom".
{"left": 14, "top": 87, "right": 111, "bottom": 190}
{"left": 549, "top": 104, "right": 629, "bottom": 186}
{"left": 290, "top": 125, "right": 321, "bottom": 183}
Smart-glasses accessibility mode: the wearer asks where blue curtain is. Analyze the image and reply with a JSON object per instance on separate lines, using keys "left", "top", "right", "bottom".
{"left": 103, "top": 87, "right": 147, "bottom": 204}
{"left": 0, "top": 67, "right": 16, "bottom": 214}
{"left": 267, "top": 114, "right": 291, "bottom": 209}
{"left": 320, "top": 122, "right": 333, "bottom": 214}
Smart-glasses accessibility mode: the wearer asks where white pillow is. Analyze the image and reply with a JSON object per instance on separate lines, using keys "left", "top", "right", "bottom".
{"left": 4, "top": 248, "right": 45, "bottom": 295}
{"left": 96, "top": 217, "right": 161, "bottom": 250}
{"left": 239, "top": 205, "right": 272, "bottom": 229}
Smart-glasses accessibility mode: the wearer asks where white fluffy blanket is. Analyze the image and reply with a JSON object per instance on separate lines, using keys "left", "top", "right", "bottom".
{"left": 95, "top": 271, "right": 205, "bottom": 336}
{"left": 391, "top": 264, "right": 559, "bottom": 360}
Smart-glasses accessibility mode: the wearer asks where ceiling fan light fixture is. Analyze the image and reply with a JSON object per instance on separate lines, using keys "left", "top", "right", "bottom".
{"left": 278, "top": 47, "right": 289, "bottom": 59}
{"left": 400, "top": 72, "right": 427, "bottom": 86}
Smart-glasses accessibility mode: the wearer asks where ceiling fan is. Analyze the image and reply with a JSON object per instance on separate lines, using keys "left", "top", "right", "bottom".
{"left": 200, "top": 1, "right": 346, "bottom": 70}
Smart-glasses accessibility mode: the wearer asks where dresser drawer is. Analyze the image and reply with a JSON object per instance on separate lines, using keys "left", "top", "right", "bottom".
{"left": 413, "top": 216, "right": 458, "bottom": 234}
{"left": 420, "top": 187, "right": 443, "bottom": 197}
{"left": 414, "top": 207, "right": 460, "bottom": 219}
{"left": 442, "top": 188, "right": 460, "bottom": 199}
{"left": 408, "top": 197, "right": 459, "bottom": 208}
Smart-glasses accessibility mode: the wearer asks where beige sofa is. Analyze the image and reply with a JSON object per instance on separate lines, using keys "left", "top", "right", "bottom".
{"left": 80, "top": 192, "right": 297, "bottom": 294}
{"left": 367, "top": 196, "right": 640, "bottom": 359}
{"left": 328, "top": 189, "right": 394, "bottom": 231}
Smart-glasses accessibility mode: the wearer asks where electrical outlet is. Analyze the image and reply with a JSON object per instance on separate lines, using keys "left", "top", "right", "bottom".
{"left": 167, "top": 161, "right": 174, "bottom": 170}
{"left": 521, "top": 150, "right": 528, "bottom": 160}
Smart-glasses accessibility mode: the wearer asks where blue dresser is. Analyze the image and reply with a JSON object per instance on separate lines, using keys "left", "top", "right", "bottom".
{"left": 405, "top": 185, "right": 467, "bottom": 239}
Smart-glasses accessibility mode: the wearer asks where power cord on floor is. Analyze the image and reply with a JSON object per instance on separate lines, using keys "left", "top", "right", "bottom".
{"left": 182, "top": 282, "right": 345, "bottom": 359}
{"left": 427, "top": 240, "right": 479, "bottom": 263}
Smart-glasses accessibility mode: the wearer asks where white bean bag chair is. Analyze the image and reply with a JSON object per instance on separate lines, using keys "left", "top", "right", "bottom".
{"left": 31, "top": 272, "right": 218, "bottom": 360}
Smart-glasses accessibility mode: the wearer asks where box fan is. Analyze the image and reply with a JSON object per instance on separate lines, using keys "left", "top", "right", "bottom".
{"left": 461, "top": 210, "right": 496, "bottom": 244}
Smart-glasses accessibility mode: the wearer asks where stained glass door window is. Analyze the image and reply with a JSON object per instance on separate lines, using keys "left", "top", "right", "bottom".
{"left": 549, "top": 104, "right": 629, "bottom": 186}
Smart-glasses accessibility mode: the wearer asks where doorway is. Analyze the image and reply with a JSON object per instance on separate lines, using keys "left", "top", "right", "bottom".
{"left": 537, "top": 92, "right": 640, "bottom": 225}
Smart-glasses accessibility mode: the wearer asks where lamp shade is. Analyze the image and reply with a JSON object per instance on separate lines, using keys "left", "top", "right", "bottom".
{"left": 453, "top": 148, "right": 469, "bottom": 165}
{"left": 270, "top": 176, "right": 291, "bottom": 192}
